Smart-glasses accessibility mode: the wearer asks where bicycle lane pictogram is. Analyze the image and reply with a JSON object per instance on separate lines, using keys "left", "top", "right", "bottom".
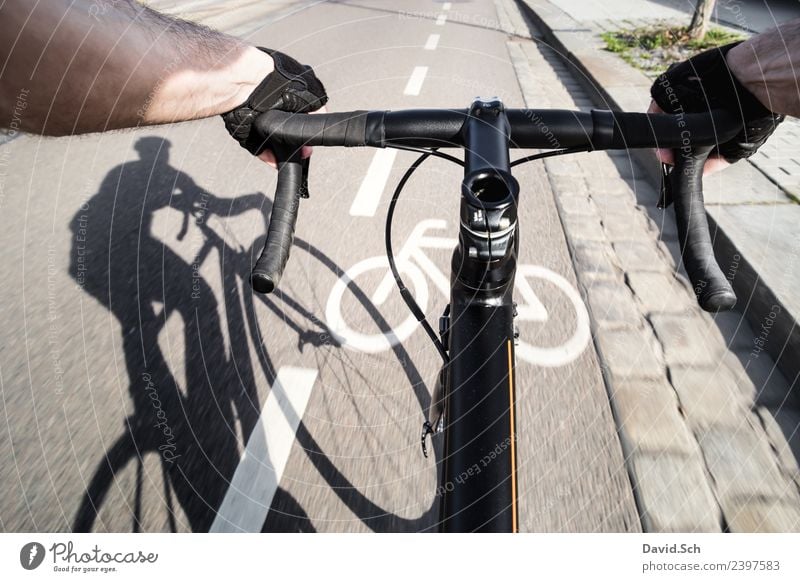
{"left": 325, "top": 219, "right": 591, "bottom": 366}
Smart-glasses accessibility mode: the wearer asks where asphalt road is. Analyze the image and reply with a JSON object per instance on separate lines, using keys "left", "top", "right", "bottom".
{"left": 0, "top": 0, "right": 639, "bottom": 532}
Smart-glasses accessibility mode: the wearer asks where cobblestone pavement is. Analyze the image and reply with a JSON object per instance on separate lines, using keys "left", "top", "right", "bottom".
{"left": 501, "top": 0, "right": 800, "bottom": 532}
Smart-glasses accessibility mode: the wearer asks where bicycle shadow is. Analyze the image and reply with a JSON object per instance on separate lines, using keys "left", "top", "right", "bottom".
{"left": 268, "top": 239, "right": 442, "bottom": 532}
{"left": 69, "top": 137, "right": 440, "bottom": 532}
{"left": 69, "top": 136, "right": 318, "bottom": 532}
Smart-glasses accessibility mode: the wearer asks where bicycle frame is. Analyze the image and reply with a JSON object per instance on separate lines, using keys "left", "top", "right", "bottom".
{"left": 439, "top": 99, "right": 519, "bottom": 532}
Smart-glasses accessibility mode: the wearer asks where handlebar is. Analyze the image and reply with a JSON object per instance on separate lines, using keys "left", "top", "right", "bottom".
{"left": 670, "top": 146, "right": 737, "bottom": 310}
{"left": 250, "top": 150, "right": 308, "bottom": 294}
{"left": 251, "top": 105, "right": 741, "bottom": 312}
{"left": 254, "top": 108, "right": 740, "bottom": 150}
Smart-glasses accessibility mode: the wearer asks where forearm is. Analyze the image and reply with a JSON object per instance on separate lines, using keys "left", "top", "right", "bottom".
{"left": 0, "top": 0, "right": 272, "bottom": 135}
{"left": 727, "top": 18, "right": 800, "bottom": 118}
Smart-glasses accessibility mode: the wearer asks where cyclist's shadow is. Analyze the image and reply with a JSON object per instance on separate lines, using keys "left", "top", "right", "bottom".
{"left": 70, "top": 136, "right": 316, "bottom": 532}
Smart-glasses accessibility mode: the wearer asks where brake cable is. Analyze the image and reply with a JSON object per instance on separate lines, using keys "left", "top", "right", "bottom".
{"left": 383, "top": 145, "right": 591, "bottom": 364}
{"left": 385, "top": 144, "right": 593, "bottom": 457}
{"left": 509, "top": 146, "right": 591, "bottom": 167}
{"left": 388, "top": 144, "right": 465, "bottom": 166}
{"left": 385, "top": 149, "right": 450, "bottom": 365}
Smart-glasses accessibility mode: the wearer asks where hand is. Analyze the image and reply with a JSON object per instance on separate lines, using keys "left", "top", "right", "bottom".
{"left": 647, "top": 101, "right": 731, "bottom": 175}
{"left": 222, "top": 48, "right": 328, "bottom": 166}
{"left": 650, "top": 42, "right": 784, "bottom": 173}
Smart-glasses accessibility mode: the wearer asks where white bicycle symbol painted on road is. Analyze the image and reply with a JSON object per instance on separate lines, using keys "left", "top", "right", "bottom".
{"left": 325, "top": 220, "right": 591, "bottom": 366}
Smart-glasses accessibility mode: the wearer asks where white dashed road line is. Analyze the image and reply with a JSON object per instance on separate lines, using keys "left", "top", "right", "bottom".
{"left": 403, "top": 65, "right": 428, "bottom": 96}
{"left": 350, "top": 148, "right": 399, "bottom": 217}
{"left": 443, "top": 2, "right": 452, "bottom": 10}
{"left": 424, "top": 33, "right": 440, "bottom": 50}
{"left": 210, "top": 366, "right": 318, "bottom": 533}
{"left": 436, "top": 14, "right": 447, "bottom": 25}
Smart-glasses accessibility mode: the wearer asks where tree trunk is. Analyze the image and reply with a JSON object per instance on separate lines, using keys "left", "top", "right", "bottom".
{"left": 688, "top": 0, "right": 717, "bottom": 40}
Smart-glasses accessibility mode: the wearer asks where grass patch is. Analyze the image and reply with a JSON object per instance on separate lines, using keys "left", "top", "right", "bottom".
{"left": 601, "top": 24, "right": 745, "bottom": 75}
{"left": 602, "top": 25, "right": 742, "bottom": 52}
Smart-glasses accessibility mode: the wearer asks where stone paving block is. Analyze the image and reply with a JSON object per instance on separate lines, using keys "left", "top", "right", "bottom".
{"left": 546, "top": 157, "right": 583, "bottom": 178}
{"left": 631, "top": 453, "right": 722, "bottom": 532}
{"left": 626, "top": 271, "right": 695, "bottom": 315}
{"left": 591, "top": 194, "right": 635, "bottom": 219}
{"left": 575, "top": 152, "right": 625, "bottom": 178}
{"left": 724, "top": 497, "right": 800, "bottom": 533}
{"left": 613, "top": 241, "right": 669, "bottom": 273}
{"left": 558, "top": 195, "right": 597, "bottom": 217}
{"left": 695, "top": 425, "right": 800, "bottom": 502}
{"left": 723, "top": 351, "right": 796, "bottom": 409}
{"left": 709, "top": 310, "right": 757, "bottom": 352}
{"left": 708, "top": 203, "right": 800, "bottom": 360}
{"left": 756, "top": 407, "right": 800, "bottom": 481}
{"left": 641, "top": 213, "right": 666, "bottom": 236}
{"left": 704, "top": 159, "right": 792, "bottom": 205}
{"left": 652, "top": 242, "right": 679, "bottom": 271}
{"left": 585, "top": 281, "right": 642, "bottom": 328}
{"left": 746, "top": 119, "right": 800, "bottom": 200}
{"left": 560, "top": 214, "right": 607, "bottom": 242}
{"left": 660, "top": 241, "right": 683, "bottom": 270}
{"left": 669, "top": 366, "right": 749, "bottom": 429}
{"left": 595, "top": 327, "right": 664, "bottom": 380}
{"left": 603, "top": 212, "right": 653, "bottom": 242}
{"left": 590, "top": 178, "right": 638, "bottom": 198}
{"left": 609, "top": 379, "right": 698, "bottom": 455}
{"left": 548, "top": 175, "right": 588, "bottom": 197}
{"left": 732, "top": 305, "right": 794, "bottom": 368}
{"left": 604, "top": 151, "right": 640, "bottom": 180}
{"left": 628, "top": 178, "right": 660, "bottom": 206}
{"left": 650, "top": 313, "right": 725, "bottom": 369}
{"left": 572, "top": 242, "right": 620, "bottom": 280}
{"left": 646, "top": 211, "right": 679, "bottom": 242}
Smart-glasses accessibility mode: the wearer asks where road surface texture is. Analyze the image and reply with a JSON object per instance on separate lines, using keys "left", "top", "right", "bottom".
{"left": 1, "top": 0, "right": 796, "bottom": 533}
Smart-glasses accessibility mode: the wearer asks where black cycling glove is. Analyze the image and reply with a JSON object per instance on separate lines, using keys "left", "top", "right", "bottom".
{"left": 651, "top": 41, "right": 784, "bottom": 162}
{"left": 222, "top": 48, "right": 328, "bottom": 155}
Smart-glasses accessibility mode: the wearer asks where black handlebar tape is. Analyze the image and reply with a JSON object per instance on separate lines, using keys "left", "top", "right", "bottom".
{"left": 377, "top": 109, "right": 739, "bottom": 150}
{"left": 255, "top": 110, "right": 372, "bottom": 147}
{"left": 507, "top": 110, "right": 595, "bottom": 148}
{"left": 606, "top": 110, "right": 741, "bottom": 149}
{"left": 254, "top": 109, "right": 742, "bottom": 151}
{"left": 381, "top": 109, "right": 465, "bottom": 147}
{"left": 671, "top": 145, "right": 737, "bottom": 311}
{"left": 378, "top": 109, "right": 597, "bottom": 149}
{"left": 251, "top": 155, "right": 305, "bottom": 294}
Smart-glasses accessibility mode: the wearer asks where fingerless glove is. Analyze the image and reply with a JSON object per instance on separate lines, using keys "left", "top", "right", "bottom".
{"left": 222, "top": 48, "right": 328, "bottom": 155}
{"left": 651, "top": 42, "right": 783, "bottom": 162}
